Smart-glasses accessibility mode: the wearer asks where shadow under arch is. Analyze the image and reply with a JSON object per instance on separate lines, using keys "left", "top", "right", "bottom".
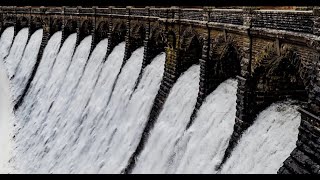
{"left": 95, "top": 21, "right": 109, "bottom": 44}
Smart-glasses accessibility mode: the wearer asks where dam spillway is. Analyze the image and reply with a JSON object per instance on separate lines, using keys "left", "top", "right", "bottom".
{"left": 0, "top": 6, "right": 319, "bottom": 174}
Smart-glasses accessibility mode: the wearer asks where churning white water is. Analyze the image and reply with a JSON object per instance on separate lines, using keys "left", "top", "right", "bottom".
{"left": 11, "top": 29, "right": 43, "bottom": 104}
{"left": 0, "top": 28, "right": 15, "bottom": 174}
{"left": 101, "top": 53, "right": 165, "bottom": 173}
{"left": 0, "top": 27, "right": 14, "bottom": 62}
{"left": 14, "top": 31, "right": 62, "bottom": 124}
{"left": 4, "top": 28, "right": 29, "bottom": 80}
{"left": 0, "top": 26, "right": 304, "bottom": 174}
{"left": 133, "top": 64, "right": 200, "bottom": 174}
{"left": 168, "top": 79, "right": 238, "bottom": 174}
{"left": 220, "top": 102, "right": 300, "bottom": 174}
{"left": 12, "top": 33, "right": 77, "bottom": 173}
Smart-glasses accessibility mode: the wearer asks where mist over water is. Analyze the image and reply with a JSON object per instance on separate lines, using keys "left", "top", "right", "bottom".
{"left": 0, "top": 27, "right": 302, "bottom": 174}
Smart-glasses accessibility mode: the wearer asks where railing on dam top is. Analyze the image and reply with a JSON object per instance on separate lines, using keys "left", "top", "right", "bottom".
{"left": 0, "top": 6, "right": 318, "bottom": 34}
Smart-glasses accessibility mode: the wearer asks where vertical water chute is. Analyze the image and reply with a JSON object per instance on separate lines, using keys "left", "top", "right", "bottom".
{"left": 132, "top": 65, "right": 200, "bottom": 174}
{"left": 11, "top": 29, "right": 43, "bottom": 104}
{"left": 4, "top": 28, "right": 29, "bottom": 80}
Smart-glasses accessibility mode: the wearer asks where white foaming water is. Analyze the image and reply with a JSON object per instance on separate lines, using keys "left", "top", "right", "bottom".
{"left": 0, "top": 27, "right": 14, "bottom": 62}
{"left": 15, "top": 31, "right": 62, "bottom": 122}
{"left": 12, "top": 34, "right": 77, "bottom": 173}
{"left": 4, "top": 28, "right": 29, "bottom": 80}
{"left": 48, "top": 42, "right": 126, "bottom": 173}
{"left": 51, "top": 48, "right": 143, "bottom": 173}
{"left": 79, "top": 47, "right": 144, "bottom": 173}
{"left": 101, "top": 53, "right": 165, "bottom": 173}
{"left": 220, "top": 102, "right": 300, "bottom": 174}
{"left": 11, "top": 29, "right": 43, "bottom": 104}
{"left": 133, "top": 64, "right": 200, "bottom": 174}
{"left": 46, "top": 39, "right": 109, "bottom": 173}
{"left": 169, "top": 79, "right": 238, "bottom": 174}
{"left": 18, "top": 35, "right": 92, "bottom": 173}
{"left": 0, "top": 29, "right": 15, "bottom": 174}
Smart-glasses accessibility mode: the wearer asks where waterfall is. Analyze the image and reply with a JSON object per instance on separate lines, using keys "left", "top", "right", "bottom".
{"left": 12, "top": 33, "right": 77, "bottom": 173}
{"left": 0, "top": 25, "right": 304, "bottom": 174}
{"left": 133, "top": 64, "right": 200, "bottom": 174}
{"left": 169, "top": 79, "right": 238, "bottom": 174}
{"left": 95, "top": 51, "right": 164, "bottom": 173}
{"left": 0, "top": 27, "right": 14, "bottom": 62}
{"left": 0, "top": 27, "right": 15, "bottom": 174}
{"left": 11, "top": 29, "right": 43, "bottom": 104}
{"left": 4, "top": 28, "right": 29, "bottom": 80}
{"left": 220, "top": 102, "right": 300, "bottom": 174}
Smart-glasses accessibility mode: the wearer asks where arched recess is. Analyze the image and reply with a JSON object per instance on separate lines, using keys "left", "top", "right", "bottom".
{"left": 142, "top": 24, "right": 166, "bottom": 68}
{"left": 2, "top": 15, "right": 16, "bottom": 35}
{"left": 218, "top": 43, "right": 310, "bottom": 171}
{"left": 79, "top": 19, "right": 93, "bottom": 42}
{"left": 112, "top": 21, "right": 127, "bottom": 42}
{"left": 16, "top": 16, "right": 29, "bottom": 33}
{"left": 250, "top": 44, "right": 308, "bottom": 116}
{"left": 95, "top": 21, "right": 109, "bottom": 44}
{"left": 50, "top": 18, "right": 63, "bottom": 35}
{"left": 187, "top": 34, "right": 241, "bottom": 128}
{"left": 178, "top": 27, "right": 203, "bottom": 74}
{"left": 64, "top": 19, "right": 78, "bottom": 40}
{"left": 106, "top": 21, "right": 126, "bottom": 56}
{"left": 30, "top": 17, "right": 43, "bottom": 35}
{"left": 130, "top": 24, "right": 146, "bottom": 49}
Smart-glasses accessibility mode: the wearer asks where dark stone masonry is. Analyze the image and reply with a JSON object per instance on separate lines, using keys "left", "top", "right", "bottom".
{"left": 0, "top": 6, "right": 319, "bottom": 174}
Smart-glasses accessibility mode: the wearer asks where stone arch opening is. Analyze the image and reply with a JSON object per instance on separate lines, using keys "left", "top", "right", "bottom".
{"left": 50, "top": 18, "right": 63, "bottom": 35}
{"left": 95, "top": 21, "right": 109, "bottom": 43}
{"left": 178, "top": 34, "right": 202, "bottom": 74}
{"left": 16, "top": 16, "right": 29, "bottom": 32}
{"left": 187, "top": 35, "right": 241, "bottom": 129}
{"left": 30, "top": 17, "right": 43, "bottom": 34}
{"left": 64, "top": 19, "right": 78, "bottom": 39}
{"left": 113, "top": 22, "right": 127, "bottom": 43}
{"left": 80, "top": 19, "right": 93, "bottom": 41}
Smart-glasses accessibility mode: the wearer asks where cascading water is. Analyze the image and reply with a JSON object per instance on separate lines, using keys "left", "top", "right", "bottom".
{"left": 0, "top": 27, "right": 15, "bottom": 174}
{"left": 220, "top": 102, "right": 300, "bottom": 174}
{"left": 167, "top": 79, "right": 238, "bottom": 174}
{"left": 0, "top": 27, "right": 14, "bottom": 61}
{"left": 133, "top": 64, "right": 200, "bottom": 174}
{"left": 12, "top": 33, "right": 77, "bottom": 173}
{"left": 11, "top": 29, "right": 43, "bottom": 104}
{"left": 100, "top": 53, "right": 165, "bottom": 173}
{"left": 4, "top": 28, "right": 29, "bottom": 80}
{"left": 14, "top": 31, "right": 62, "bottom": 122}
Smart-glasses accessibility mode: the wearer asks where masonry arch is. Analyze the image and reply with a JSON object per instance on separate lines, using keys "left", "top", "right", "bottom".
{"left": 30, "top": 17, "right": 43, "bottom": 33}
{"left": 95, "top": 21, "right": 109, "bottom": 43}
{"left": 178, "top": 27, "right": 203, "bottom": 73}
{"left": 64, "top": 19, "right": 78, "bottom": 38}
{"left": 250, "top": 44, "right": 308, "bottom": 117}
{"left": 2, "top": 15, "right": 16, "bottom": 34}
{"left": 80, "top": 19, "right": 93, "bottom": 41}
{"left": 51, "top": 18, "right": 63, "bottom": 35}
{"left": 16, "top": 16, "right": 29, "bottom": 32}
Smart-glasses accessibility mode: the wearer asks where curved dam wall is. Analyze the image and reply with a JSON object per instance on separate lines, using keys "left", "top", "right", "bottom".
{"left": 0, "top": 6, "right": 319, "bottom": 174}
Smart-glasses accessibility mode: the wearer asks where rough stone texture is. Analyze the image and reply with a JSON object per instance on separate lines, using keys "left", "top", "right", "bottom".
{"left": 0, "top": 6, "right": 319, "bottom": 174}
